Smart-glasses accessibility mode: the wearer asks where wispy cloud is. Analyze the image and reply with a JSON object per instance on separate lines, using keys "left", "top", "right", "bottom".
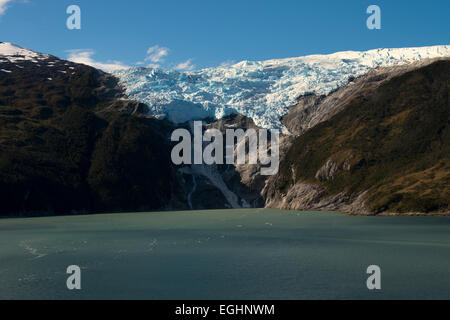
{"left": 145, "top": 45, "right": 169, "bottom": 63}
{"left": 0, "top": 0, "right": 13, "bottom": 16}
{"left": 175, "top": 59, "right": 195, "bottom": 71}
{"left": 66, "top": 45, "right": 196, "bottom": 72}
{"left": 138, "top": 45, "right": 195, "bottom": 70}
{"left": 66, "top": 49, "right": 129, "bottom": 72}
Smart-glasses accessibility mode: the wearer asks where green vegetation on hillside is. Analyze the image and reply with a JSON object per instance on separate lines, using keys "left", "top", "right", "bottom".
{"left": 278, "top": 60, "right": 450, "bottom": 213}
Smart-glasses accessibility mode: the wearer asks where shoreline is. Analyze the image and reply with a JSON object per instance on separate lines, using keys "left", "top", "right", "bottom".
{"left": 1, "top": 207, "right": 450, "bottom": 220}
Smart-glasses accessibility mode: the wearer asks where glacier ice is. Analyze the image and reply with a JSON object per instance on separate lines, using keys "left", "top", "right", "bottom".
{"left": 115, "top": 45, "right": 450, "bottom": 129}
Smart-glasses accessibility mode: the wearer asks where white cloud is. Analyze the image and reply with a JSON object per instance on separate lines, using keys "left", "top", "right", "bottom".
{"left": 145, "top": 45, "right": 169, "bottom": 63}
{"left": 66, "top": 49, "right": 129, "bottom": 72}
{"left": 139, "top": 45, "right": 195, "bottom": 70}
{"left": 66, "top": 45, "right": 195, "bottom": 72}
{"left": 0, "top": 0, "right": 13, "bottom": 16}
{"left": 175, "top": 59, "right": 195, "bottom": 71}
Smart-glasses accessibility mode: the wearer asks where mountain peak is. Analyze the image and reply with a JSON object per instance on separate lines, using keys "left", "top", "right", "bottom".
{"left": 0, "top": 42, "right": 49, "bottom": 63}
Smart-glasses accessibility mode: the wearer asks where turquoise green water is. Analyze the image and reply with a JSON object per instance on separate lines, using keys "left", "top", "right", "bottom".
{"left": 0, "top": 209, "right": 449, "bottom": 300}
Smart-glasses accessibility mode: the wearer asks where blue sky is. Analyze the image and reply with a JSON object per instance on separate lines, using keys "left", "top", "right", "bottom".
{"left": 0, "top": 0, "right": 449, "bottom": 71}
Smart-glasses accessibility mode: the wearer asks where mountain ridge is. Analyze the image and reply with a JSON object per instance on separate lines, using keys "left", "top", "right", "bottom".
{"left": 114, "top": 45, "right": 450, "bottom": 129}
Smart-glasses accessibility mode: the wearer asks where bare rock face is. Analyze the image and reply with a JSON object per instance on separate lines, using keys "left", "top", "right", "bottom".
{"left": 315, "top": 151, "right": 357, "bottom": 182}
{"left": 315, "top": 159, "right": 341, "bottom": 182}
{"left": 281, "top": 94, "right": 324, "bottom": 136}
{"left": 264, "top": 180, "right": 372, "bottom": 215}
{"left": 172, "top": 114, "right": 266, "bottom": 210}
{"left": 265, "top": 182, "right": 325, "bottom": 210}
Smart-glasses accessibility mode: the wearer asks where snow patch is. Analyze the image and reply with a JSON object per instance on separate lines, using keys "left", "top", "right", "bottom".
{"left": 0, "top": 42, "right": 50, "bottom": 63}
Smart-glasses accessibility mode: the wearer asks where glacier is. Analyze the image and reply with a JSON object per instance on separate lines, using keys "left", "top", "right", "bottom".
{"left": 114, "top": 45, "right": 450, "bottom": 129}
{"left": 3, "top": 42, "right": 449, "bottom": 130}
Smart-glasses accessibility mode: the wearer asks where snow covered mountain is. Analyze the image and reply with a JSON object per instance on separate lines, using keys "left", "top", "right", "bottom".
{"left": 115, "top": 45, "right": 450, "bottom": 129}
{"left": 0, "top": 42, "right": 50, "bottom": 64}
